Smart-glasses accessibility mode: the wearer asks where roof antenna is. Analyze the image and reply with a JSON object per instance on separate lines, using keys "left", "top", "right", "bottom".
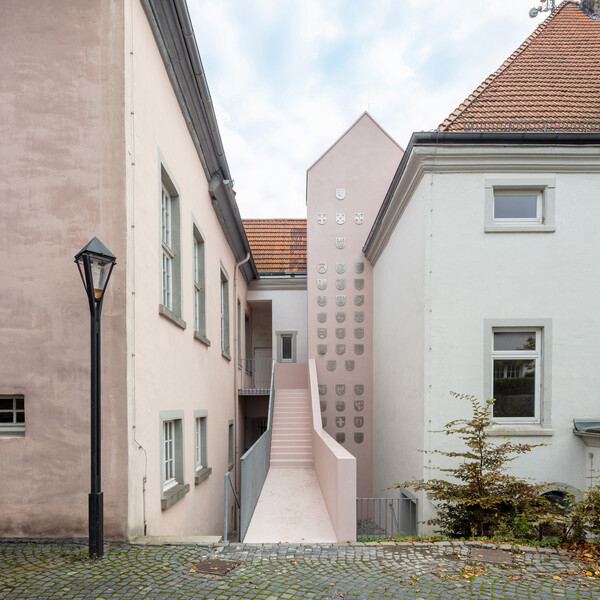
{"left": 529, "top": 0, "right": 555, "bottom": 18}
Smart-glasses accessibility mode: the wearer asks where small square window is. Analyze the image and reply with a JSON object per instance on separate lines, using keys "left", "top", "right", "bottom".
{"left": 493, "top": 193, "right": 541, "bottom": 222}
{"left": 0, "top": 395, "right": 25, "bottom": 435}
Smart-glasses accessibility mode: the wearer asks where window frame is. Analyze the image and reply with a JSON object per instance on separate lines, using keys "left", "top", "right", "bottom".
{"left": 159, "top": 411, "right": 189, "bottom": 509}
{"left": 276, "top": 330, "right": 297, "bottom": 363}
{"left": 228, "top": 420, "right": 234, "bottom": 471}
{"left": 483, "top": 319, "right": 553, "bottom": 434}
{"left": 221, "top": 266, "right": 230, "bottom": 359}
{"left": 192, "top": 221, "right": 209, "bottom": 345}
{"left": 484, "top": 177, "right": 556, "bottom": 233}
{"left": 0, "top": 395, "right": 25, "bottom": 436}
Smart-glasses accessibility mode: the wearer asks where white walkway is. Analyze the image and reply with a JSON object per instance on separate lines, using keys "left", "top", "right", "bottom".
{"left": 243, "top": 467, "right": 336, "bottom": 543}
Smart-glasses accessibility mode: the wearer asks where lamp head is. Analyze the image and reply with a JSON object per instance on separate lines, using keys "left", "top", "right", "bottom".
{"left": 75, "top": 237, "right": 117, "bottom": 302}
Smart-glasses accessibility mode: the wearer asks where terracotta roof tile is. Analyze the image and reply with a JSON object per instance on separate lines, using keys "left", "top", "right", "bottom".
{"left": 440, "top": 1, "right": 600, "bottom": 132}
{"left": 243, "top": 219, "right": 307, "bottom": 275}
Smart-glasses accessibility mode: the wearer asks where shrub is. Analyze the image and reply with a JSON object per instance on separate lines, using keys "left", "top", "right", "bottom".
{"left": 396, "top": 392, "right": 555, "bottom": 538}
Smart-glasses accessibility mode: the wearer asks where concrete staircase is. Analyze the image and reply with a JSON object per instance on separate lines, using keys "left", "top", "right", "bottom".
{"left": 270, "top": 389, "right": 313, "bottom": 467}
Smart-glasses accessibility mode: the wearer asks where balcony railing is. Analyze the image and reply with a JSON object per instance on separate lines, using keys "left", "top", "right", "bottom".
{"left": 357, "top": 490, "right": 418, "bottom": 539}
{"left": 238, "top": 357, "right": 273, "bottom": 394}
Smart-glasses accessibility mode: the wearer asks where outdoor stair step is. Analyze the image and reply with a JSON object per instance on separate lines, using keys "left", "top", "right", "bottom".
{"left": 270, "top": 458, "right": 314, "bottom": 467}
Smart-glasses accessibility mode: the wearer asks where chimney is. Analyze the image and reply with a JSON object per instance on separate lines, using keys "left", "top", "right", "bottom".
{"left": 582, "top": 0, "right": 600, "bottom": 17}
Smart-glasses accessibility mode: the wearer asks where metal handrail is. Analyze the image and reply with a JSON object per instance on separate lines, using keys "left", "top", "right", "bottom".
{"left": 238, "top": 358, "right": 273, "bottom": 394}
{"left": 356, "top": 495, "right": 418, "bottom": 539}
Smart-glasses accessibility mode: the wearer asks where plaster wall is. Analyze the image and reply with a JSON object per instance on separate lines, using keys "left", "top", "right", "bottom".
{"left": 426, "top": 168, "right": 600, "bottom": 501}
{"left": 306, "top": 114, "right": 403, "bottom": 496}
{"left": 371, "top": 181, "right": 426, "bottom": 500}
{"left": 247, "top": 287, "right": 308, "bottom": 363}
{"left": 0, "top": 1, "right": 128, "bottom": 538}
{"left": 125, "top": 1, "right": 249, "bottom": 537}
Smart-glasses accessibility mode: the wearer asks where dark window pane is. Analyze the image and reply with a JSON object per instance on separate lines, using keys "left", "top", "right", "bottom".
{"left": 16, "top": 398, "right": 24, "bottom": 410}
{"left": 0, "top": 399, "right": 13, "bottom": 410}
{"left": 282, "top": 336, "right": 292, "bottom": 359}
{"left": 494, "top": 194, "right": 537, "bottom": 219}
{"left": 493, "top": 359, "right": 535, "bottom": 418}
{"left": 494, "top": 332, "right": 536, "bottom": 351}
{"left": 0, "top": 413, "right": 13, "bottom": 423}
{"left": 15, "top": 412, "right": 25, "bottom": 423}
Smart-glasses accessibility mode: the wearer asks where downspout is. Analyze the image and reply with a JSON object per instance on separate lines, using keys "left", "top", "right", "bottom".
{"left": 233, "top": 253, "right": 251, "bottom": 498}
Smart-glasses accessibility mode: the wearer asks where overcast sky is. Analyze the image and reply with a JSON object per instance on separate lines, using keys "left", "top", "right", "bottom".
{"left": 187, "top": 0, "right": 548, "bottom": 218}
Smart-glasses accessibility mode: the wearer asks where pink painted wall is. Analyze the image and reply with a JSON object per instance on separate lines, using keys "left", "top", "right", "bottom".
{"left": 274, "top": 364, "right": 308, "bottom": 389}
{"left": 0, "top": 1, "right": 128, "bottom": 538}
{"left": 306, "top": 113, "right": 403, "bottom": 497}
{"left": 308, "top": 360, "right": 356, "bottom": 542}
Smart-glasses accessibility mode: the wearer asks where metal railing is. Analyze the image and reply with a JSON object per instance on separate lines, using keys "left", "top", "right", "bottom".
{"left": 223, "top": 472, "right": 240, "bottom": 543}
{"left": 357, "top": 490, "right": 418, "bottom": 539}
{"left": 238, "top": 357, "right": 273, "bottom": 394}
{"left": 239, "top": 360, "right": 275, "bottom": 541}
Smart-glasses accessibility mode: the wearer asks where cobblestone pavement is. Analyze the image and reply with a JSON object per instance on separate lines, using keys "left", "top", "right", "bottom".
{"left": 1, "top": 539, "right": 600, "bottom": 599}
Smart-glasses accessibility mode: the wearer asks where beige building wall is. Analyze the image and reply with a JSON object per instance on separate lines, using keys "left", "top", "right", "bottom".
{"left": 125, "top": 0, "right": 250, "bottom": 537}
{"left": 0, "top": 1, "right": 128, "bottom": 538}
{"left": 306, "top": 113, "right": 403, "bottom": 497}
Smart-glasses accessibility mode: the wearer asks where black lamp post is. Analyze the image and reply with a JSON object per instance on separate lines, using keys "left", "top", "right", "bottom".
{"left": 75, "top": 237, "right": 116, "bottom": 559}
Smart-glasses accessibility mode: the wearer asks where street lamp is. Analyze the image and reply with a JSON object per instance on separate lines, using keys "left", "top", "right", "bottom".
{"left": 74, "top": 237, "right": 116, "bottom": 558}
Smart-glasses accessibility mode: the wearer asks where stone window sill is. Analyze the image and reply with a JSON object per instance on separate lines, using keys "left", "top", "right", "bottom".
{"left": 194, "top": 331, "right": 211, "bottom": 347}
{"left": 159, "top": 305, "right": 186, "bottom": 330}
{"left": 485, "top": 224, "right": 556, "bottom": 234}
{"left": 195, "top": 467, "right": 212, "bottom": 485}
{"left": 486, "top": 425, "right": 553, "bottom": 437}
{"left": 161, "top": 482, "right": 190, "bottom": 510}
{"left": 222, "top": 350, "right": 232, "bottom": 361}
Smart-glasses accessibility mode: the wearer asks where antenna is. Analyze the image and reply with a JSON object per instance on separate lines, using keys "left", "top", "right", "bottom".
{"left": 528, "top": 0, "right": 556, "bottom": 18}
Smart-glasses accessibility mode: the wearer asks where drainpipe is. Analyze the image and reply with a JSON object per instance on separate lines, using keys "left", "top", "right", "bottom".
{"left": 233, "top": 253, "right": 251, "bottom": 499}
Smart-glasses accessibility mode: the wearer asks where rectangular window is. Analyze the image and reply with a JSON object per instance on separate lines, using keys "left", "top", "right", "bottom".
{"left": 0, "top": 395, "right": 25, "bottom": 435}
{"left": 193, "top": 226, "right": 206, "bottom": 338}
{"left": 276, "top": 330, "right": 297, "bottom": 363}
{"left": 161, "top": 185, "right": 174, "bottom": 309}
{"left": 244, "top": 312, "right": 251, "bottom": 361}
{"left": 237, "top": 299, "right": 242, "bottom": 367}
{"left": 228, "top": 420, "right": 234, "bottom": 470}
{"left": 195, "top": 416, "right": 207, "bottom": 471}
{"left": 221, "top": 268, "right": 230, "bottom": 357}
{"left": 492, "top": 329, "right": 540, "bottom": 422}
{"left": 159, "top": 412, "right": 189, "bottom": 509}
{"left": 484, "top": 178, "right": 556, "bottom": 233}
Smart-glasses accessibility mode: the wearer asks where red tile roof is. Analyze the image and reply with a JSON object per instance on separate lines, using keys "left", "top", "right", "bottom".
{"left": 243, "top": 219, "right": 307, "bottom": 275}
{"left": 440, "top": 1, "right": 600, "bottom": 132}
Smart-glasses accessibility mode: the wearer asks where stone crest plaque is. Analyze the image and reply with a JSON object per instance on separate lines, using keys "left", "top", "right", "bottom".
{"left": 336, "top": 262, "right": 346, "bottom": 274}
{"left": 335, "top": 237, "right": 346, "bottom": 249}
{"left": 335, "top": 279, "right": 346, "bottom": 290}
{"left": 354, "top": 212, "right": 365, "bottom": 225}
{"left": 354, "top": 311, "right": 364, "bottom": 323}
{"left": 317, "top": 344, "right": 327, "bottom": 355}
{"left": 336, "top": 295, "right": 346, "bottom": 307}
{"left": 317, "top": 312, "right": 327, "bottom": 323}
{"left": 335, "top": 327, "right": 345, "bottom": 339}
{"left": 335, "top": 188, "right": 346, "bottom": 200}
{"left": 355, "top": 262, "right": 364, "bottom": 274}
{"left": 354, "top": 344, "right": 364, "bottom": 355}
{"left": 326, "top": 360, "right": 336, "bottom": 372}
{"left": 354, "top": 295, "right": 364, "bottom": 307}
{"left": 354, "top": 278, "right": 364, "bottom": 290}
{"left": 317, "top": 295, "right": 327, "bottom": 307}
{"left": 336, "top": 416, "right": 345, "bottom": 428}
{"left": 335, "top": 213, "right": 345, "bottom": 225}
{"left": 354, "top": 327, "right": 364, "bottom": 339}
{"left": 354, "top": 432, "right": 364, "bottom": 444}
{"left": 336, "top": 433, "right": 346, "bottom": 444}
{"left": 345, "top": 360, "right": 355, "bottom": 371}
{"left": 336, "top": 400, "right": 345, "bottom": 412}
{"left": 320, "top": 400, "right": 327, "bottom": 412}
{"left": 317, "top": 328, "right": 327, "bottom": 339}
{"left": 317, "top": 213, "right": 327, "bottom": 225}
{"left": 336, "top": 312, "right": 346, "bottom": 323}
{"left": 354, "top": 399, "right": 364, "bottom": 411}
{"left": 354, "top": 416, "right": 364, "bottom": 428}
{"left": 335, "top": 344, "right": 345, "bottom": 355}
{"left": 354, "top": 385, "right": 364, "bottom": 397}
{"left": 336, "top": 384, "right": 345, "bottom": 396}
{"left": 317, "top": 278, "right": 327, "bottom": 290}
{"left": 317, "top": 262, "right": 327, "bottom": 274}
{"left": 319, "top": 384, "right": 327, "bottom": 396}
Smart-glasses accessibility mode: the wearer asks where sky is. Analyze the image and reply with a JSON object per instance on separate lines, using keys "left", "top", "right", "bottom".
{"left": 187, "top": 0, "right": 550, "bottom": 218}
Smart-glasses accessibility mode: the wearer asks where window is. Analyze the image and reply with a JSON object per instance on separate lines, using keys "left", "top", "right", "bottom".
{"left": 276, "top": 330, "right": 297, "bottom": 363}
{"left": 228, "top": 420, "right": 234, "bottom": 470}
{"left": 192, "top": 224, "right": 207, "bottom": 343}
{"left": 159, "top": 412, "right": 189, "bottom": 509}
{"left": 0, "top": 395, "right": 24, "bottom": 435}
{"left": 244, "top": 312, "right": 251, "bottom": 361}
{"left": 484, "top": 177, "right": 556, "bottom": 233}
{"left": 484, "top": 319, "right": 552, "bottom": 431}
{"left": 221, "top": 267, "right": 230, "bottom": 358}
{"left": 159, "top": 164, "right": 184, "bottom": 327}
{"left": 237, "top": 299, "right": 242, "bottom": 367}
{"left": 193, "top": 410, "right": 211, "bottom": 484}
